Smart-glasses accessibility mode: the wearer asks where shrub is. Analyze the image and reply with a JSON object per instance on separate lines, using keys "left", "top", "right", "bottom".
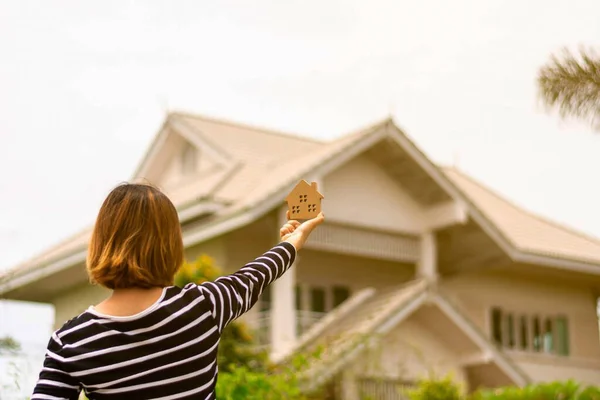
{"left": 406, "top": 374, "right": 463, "bottom": 400}
{"left": 216, "top": 365, "right": 306, "bottom": 400}
{"left": 472, "top": 380, "right": 593, "bottom": 400}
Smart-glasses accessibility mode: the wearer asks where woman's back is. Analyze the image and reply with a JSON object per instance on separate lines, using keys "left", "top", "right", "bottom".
{"left": 31, "top": 183, "right": 323, "bottom": 400}
{"left": 49, "top": 284, "right": 220, "bottom": 399}
{"left": 34, "top": 242, "right": 298, "bottom": 400}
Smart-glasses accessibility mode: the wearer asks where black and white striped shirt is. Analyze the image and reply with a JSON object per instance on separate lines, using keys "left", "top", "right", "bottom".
{"left": 32, "top": 242, "right": 296, "bottom": 400}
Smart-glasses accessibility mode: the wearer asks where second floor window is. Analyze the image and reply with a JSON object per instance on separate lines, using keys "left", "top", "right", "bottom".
{"left": 490, "top": 307, "right": 569, "bottom": 356}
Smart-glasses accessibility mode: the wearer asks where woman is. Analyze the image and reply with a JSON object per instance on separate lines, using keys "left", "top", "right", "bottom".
{"left": 32, "top": 182, "right": 324, "bottom": 400}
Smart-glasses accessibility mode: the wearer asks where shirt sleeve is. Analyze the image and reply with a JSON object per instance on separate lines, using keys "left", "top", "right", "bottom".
{"left": 31, "top": 334, "right": 81, "bottom": 400}
{"left": 198, "top": 241, "right": 296, "bottom": 332}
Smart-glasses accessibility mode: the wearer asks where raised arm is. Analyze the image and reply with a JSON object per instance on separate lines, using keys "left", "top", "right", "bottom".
{"left": 198, "top": 212, "right": 324, "bottom": 332}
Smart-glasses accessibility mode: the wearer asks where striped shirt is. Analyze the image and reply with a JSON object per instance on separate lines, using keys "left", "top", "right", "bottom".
{"left": 32, "top": 242, "right": 296, "bottom": 400}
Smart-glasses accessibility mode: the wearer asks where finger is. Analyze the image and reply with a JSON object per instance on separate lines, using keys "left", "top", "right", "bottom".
{"left": 281, "top": 222, "right": 296, "bottom": 235}
{"left": 288, "top": 220, "right": 301, "bottom": 228}
{"left": 286, "top": 210, "right": 291, "bottom": 220}
{"left": 280, "top": 224, "right": 292, "bottom": 235}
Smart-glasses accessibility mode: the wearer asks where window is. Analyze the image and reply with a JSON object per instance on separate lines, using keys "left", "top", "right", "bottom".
{"left": 506, "top": 314, "right": 515, "bottom": 348}
{"left": 295, "top": 285, "right": 302, "bottom": 311}
{"left": 555, "top": 316, "right": 569, "bottom": 356}
{"left": 310, "top": 287, "right": 326, "bottom": 314}
{"left": 519, "top": 315, "right": 528, "bottom": 350}
{"left": 491, "top": 308, "right": 503, "bottom": 346}
{"left": 544, "top": 318, "right": 554, "bottom": 353}
{"left": 333, "top": 286, "right": 351, "bottom": 308}
{"left": 489, "top": 308, "right": 569, "bottom": 356}
{"left": 180, "top": 143, "right": 197, "bottom": 175}
{"left": 533, "top": 316, "right": 542, "bottom": 352}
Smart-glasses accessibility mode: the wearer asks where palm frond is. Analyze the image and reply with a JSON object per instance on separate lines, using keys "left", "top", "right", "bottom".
{"left": 538, "top": 47, "right": 600, "bottom": 129}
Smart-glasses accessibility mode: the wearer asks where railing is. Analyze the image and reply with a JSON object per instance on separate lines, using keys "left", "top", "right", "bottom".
{"left": 244, "top": 310, "right": 327, "bottom": 348}
{"left": 358, "top": 378, "right": 412, "bottom": 400}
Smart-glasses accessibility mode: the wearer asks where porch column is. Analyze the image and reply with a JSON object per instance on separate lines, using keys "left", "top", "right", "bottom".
{"left": 417, "top": 231, "right": 438, "bottom": 283}
{"left": 270, "top": 207, "right": 298, "bottom": 361}
{"left": 339, "top": 369, "right": 360, "bottom": 400}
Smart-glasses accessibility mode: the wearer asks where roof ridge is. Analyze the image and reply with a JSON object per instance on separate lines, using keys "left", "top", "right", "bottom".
{"left": 336, "top": 117, "right": 393, "bottom": 141}
{"left": 169, "top": 110, "right": 326, "bottom": 144}
{"left": 443, "top": 166, "right": 600, "bottom": 247}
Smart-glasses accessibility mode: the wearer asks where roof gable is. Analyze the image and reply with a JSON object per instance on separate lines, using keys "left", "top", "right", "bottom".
{"left": 285, "top": 180, "right": 324, "bottom": 201}
{"left": 133, "top": 115, "right": 233, "bottom": 185}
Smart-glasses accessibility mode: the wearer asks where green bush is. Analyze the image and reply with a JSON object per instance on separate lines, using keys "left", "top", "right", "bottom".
{"left": 406, "top": 374, "right": 463, "bottom": 400}
{"left": 578, "top": 385, "right": 600, "bottom": 400}
{"left": 216, "top": 365, "right": 306, "bottom": 400}
{"left": 407, "top": 376, "right": 600, "bottom": 400}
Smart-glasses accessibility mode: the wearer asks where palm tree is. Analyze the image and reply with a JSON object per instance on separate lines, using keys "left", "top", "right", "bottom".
{"left": 537, "top": 47, "right": 600, "bottom": 129}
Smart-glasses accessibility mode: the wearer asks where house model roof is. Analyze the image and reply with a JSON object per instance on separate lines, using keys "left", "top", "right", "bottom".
{"left": 2, "top": 112, "right": 600, "bottom": 291}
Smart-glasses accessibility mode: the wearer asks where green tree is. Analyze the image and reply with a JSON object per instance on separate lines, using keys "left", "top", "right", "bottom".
{"left": 174, "top": 254, "right": 268, "bottom": 373}
{"left": 538, "top": 47, "right": 600, "bottom": 129}
{"left": 0, "top": 336, "right": 20, "bottom": 355}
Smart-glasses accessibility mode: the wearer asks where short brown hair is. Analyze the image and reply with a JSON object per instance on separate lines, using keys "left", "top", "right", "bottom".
{"left": 87, "top": 183, "right": 184, "bottom": 289}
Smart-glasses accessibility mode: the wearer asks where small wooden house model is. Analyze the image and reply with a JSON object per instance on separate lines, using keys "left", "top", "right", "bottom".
{"left": 285, "top": 180, "right": 324, "bottom": 220}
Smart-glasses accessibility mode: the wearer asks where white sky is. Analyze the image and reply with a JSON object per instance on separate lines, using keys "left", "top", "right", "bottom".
{"left": 1, "top": 0, "right": 600, "bottom": 394}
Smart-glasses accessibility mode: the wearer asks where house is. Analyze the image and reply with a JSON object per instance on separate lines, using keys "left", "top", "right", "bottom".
{"left": 2, "top": 112, "right": 600, "bottom": 399}
{"left": 285, "top": 180, "right": 324, "bottom": 220}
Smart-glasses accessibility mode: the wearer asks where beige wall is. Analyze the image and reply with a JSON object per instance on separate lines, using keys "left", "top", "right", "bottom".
{"left": 52, "top": 283, "right": 109, "bottom": 330}
{"left": 442, "top": 268, "right": 600, "bottom": 379}
{"left": 510, "top": 353, "right": 600, "bottom": 386}
{"left": 323, "top": 154, "right": 427, "bottom": 234}
{"left": 296, "top": 249, "right": 414, "bottom": 291}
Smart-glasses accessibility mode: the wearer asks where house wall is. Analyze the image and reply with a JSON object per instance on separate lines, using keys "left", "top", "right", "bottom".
{"left": 510, "top": 353, "right": 600, "bottom": 386}
{"left": 296, "top": 250, "right": 414, "bottom": 291}
{"left": 322, "top": 154, "right": 428, "bottom": 234}
{"left": 441, "top": 268, "right": 600, "bottom": 381}
{"left": 52, "top": 283, "right": 109, "bottom": 330}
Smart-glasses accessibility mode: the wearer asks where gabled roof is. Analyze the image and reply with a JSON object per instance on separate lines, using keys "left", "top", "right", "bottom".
{"left": 284, "top": 279, "right": 530, "bottom": 392}
{"left": 3, "top": 112, "right": 600, "bottom": 296}
{"left": 285, "top": 180, "right": 324, "bottom": 201}
{"left": 443, "top": 168, "right": 600, "bottom": 268}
